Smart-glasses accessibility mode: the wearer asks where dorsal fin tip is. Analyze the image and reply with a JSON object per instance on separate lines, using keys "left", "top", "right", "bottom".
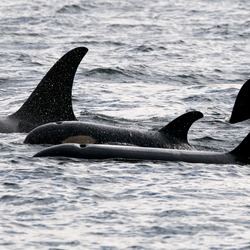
{"left": 159, "top": 111, "right": 203, "bottom": 142}
{"left": 10, "top": 47, "right": 88, "bottom": 127}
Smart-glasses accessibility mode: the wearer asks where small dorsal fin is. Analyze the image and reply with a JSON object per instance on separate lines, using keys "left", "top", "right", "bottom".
{"left": 159, "top": 111, "right": 203, "bottom": 142}
{"left": 229, "top": 79, "right": 250, "bottom": 124}
{"left": 10, "top": 47, "right": 88, "bottom": 127}
{"left": 230, "top": 132, "right": 250, "bottom": 161}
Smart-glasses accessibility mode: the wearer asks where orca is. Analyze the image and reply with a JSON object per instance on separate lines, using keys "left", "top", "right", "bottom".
{"left": 24, "top": 111, "right": 203, "bottom": 150}
{"left": 229, "top": 79, "right": 250, "bottom": 124}
{"left": 33, "top": 131, "right": 250, "bottom": 165}
{"left": 0, "top": 47, "right": 88, "bottom": 133}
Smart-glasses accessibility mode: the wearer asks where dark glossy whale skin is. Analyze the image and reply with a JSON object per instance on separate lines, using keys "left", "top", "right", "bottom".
{"left": 34, "top": 131, "right": 250, "bottom": 165}
{"left": 229, "top": 79, "right": 250, "bottom": 124}
{"left": 25, "top": 111, "right": 203, "bottom": 150}
{"left": 0, "top": 47, "right": 88, "bottom": 133}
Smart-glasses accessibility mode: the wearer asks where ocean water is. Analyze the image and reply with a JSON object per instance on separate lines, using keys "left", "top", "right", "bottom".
{"left": 0, "top": 0, "right": 250, "bottom": 249}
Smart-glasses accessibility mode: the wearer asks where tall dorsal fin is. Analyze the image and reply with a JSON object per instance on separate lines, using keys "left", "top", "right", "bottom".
{"left": 159, "top": 111, "right": 203, "bottom": 142}
{"left": 10, "top": 47, "right": 88, "bottom": 127}
{"left": 229, "top": 79, "right": 250, "bottom": 124}
{"left": 230, "top": 132, "right": 250, "bottom": 162}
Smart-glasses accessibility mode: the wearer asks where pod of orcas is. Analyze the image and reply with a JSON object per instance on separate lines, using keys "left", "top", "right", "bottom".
{"left": 0, "top": 46, "right": 250, "bottom": 164}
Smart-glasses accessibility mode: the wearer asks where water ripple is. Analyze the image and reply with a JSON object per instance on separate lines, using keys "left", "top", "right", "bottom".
{"left": 0, "top": 0, "right": 250, "bottom": 249}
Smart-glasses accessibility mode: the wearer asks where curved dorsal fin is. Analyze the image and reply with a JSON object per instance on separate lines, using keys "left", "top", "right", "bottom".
{"left": 229, "top": 79, "right": 250, "bottom": 124}
{"left": 10, "top": 47, "right": 88, "bottom": 127}
{"left": 159, "top": 111, "right": 203, "bottom": 142}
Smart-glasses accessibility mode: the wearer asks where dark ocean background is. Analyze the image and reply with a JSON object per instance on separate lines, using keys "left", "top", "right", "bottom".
{"left": 0, "top": 0, "right": 250, "bottom": 249}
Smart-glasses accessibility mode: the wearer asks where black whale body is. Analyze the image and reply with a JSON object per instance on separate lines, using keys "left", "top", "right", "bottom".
{"left": 229, "top": 79, "right": 250, "bottom": 124}
{"left": 0, "top": 47, "right": 88, "bottom": 133}
{"left": 24, "top": 111, "right": 203, "bottom": 150}
{"left": 34, "top": 131, "right": 250, "bottom": 165}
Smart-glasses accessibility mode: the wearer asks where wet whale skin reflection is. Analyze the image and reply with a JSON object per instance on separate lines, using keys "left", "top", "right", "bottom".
{"left": 24, "top": 111, "right": 203, "bottom": 150}
{"left": 0, "top": 47, "right": 88, "bottom": 133}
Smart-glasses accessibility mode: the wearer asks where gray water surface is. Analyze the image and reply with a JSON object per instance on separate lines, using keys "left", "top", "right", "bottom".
{"left": 0, "top": 0, "right": 250, "bottom": 249}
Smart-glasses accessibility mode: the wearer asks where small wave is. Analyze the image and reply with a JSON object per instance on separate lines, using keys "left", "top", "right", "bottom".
{"left": 129, "top": 44, "right": 167, "bottom": 53}
{"left": 0, "top": 76, "right": 10, "bottom": 84}
{"left": 198, "top": 136, "right": 224, "bottom": 142}
{"left": 80, "top": 110, "right": 121, "bottom": 124}
{"left": 85, "top": 67, "right": 132, "bottom": 78}
{"left": 182, "top": 95, "right": 212, "bottom": 103}
{"left": 79, "top": 110, "right": 141, "bottom": 125}
{"left": 3, "top": 182, "right": 20, "bottom": 189}
{"left": 71, "top": 40, "right": 126, "bottom": 47}
{"left": 57, "top": 4, "right": 86, "bottom": 14}
{"left": 135, "top": 45, "right": 154, "bottom": 52}
{"left": 193, "top": 136, "right": 225, "bottom": 151}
